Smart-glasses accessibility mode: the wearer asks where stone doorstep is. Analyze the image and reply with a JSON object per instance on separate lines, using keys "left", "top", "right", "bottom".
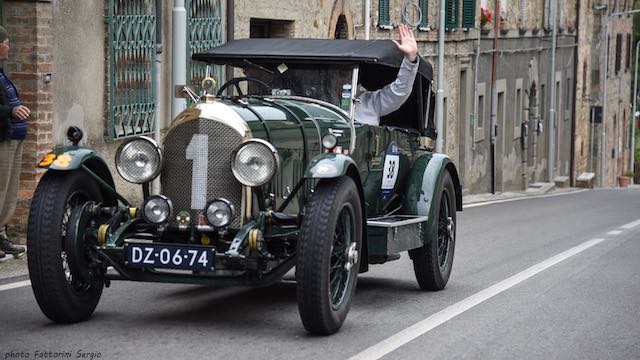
{"left": 553, "top": 176, "right": 570, "bottom": 188}
{"left": 526, "top": 182, "right": 555, "bottom": 194}
{"left": 576, "top": 172, "right": 595, "bottom": 189}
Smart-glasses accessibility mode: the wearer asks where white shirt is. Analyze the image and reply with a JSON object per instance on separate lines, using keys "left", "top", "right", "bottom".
{"left": 354, "top": 57, "right": 420, "bottom": 126}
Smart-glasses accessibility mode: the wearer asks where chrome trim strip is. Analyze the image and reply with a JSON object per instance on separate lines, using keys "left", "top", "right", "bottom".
{"left": 367, "top": 215, "right": 429, "bottom": 228}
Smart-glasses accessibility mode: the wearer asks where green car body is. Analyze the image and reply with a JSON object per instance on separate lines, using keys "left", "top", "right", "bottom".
{"left": 27, "top": 38, "right": 462, "bottom": 334}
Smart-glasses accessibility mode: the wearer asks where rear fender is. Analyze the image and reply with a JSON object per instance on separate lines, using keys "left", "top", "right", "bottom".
{"left": 404, "top": 153, "right": 462, "bottom": 246}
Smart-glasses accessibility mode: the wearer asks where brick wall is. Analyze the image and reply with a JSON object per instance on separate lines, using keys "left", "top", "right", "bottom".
{"left": 4, "top": 0, "right": 53, "bottom": 243}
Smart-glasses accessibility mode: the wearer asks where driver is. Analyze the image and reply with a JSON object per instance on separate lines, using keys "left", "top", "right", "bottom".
{"left": 355, "top": 24, "right": 419, "bottom": 126}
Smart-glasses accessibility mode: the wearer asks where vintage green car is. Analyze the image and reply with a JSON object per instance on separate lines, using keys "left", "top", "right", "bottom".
{"left": 27, "top": 38, "right": 462, "bottom": 335}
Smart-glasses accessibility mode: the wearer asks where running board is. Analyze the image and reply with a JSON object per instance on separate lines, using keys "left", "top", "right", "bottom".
{"left": 366, "top": 215, "right": 428, "bottom": 256}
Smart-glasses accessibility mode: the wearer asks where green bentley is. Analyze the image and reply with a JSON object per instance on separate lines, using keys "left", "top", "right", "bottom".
{"left": 27, "top": 38, "right": 462, "bottom": 335}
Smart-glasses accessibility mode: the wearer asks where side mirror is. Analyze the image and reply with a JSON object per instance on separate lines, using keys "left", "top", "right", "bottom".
{"left": 66, "top": 126, "right": 83, "bottom": 146}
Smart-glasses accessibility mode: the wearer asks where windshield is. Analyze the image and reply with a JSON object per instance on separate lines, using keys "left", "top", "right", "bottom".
{"left": 228, "top": 62, "right": 355, "bottom": 109}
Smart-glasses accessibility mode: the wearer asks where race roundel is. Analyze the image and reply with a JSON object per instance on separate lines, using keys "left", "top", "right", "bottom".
{"left": 381, "top": 143, "right": 400, "bottom": 201}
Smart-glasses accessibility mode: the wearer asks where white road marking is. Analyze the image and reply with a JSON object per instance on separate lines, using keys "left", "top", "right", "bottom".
{"left": 464, "top": 189, "right": 588, "bottom": 209}
{"left": 349, "top": 238, "right": 606, "bottom": 360}
{"left": 606, "top": 230, "right": 623, "bottom": 236}
{"left": 621, "top": 219, "right": 640, "bottom": 229}
{"left": 0, "top": 280, "right": 31, "bottom": 292}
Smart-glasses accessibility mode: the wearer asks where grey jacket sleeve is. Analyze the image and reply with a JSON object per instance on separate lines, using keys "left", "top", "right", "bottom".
{"left": 355, "top": 57, "right": 420, "bottom": 126}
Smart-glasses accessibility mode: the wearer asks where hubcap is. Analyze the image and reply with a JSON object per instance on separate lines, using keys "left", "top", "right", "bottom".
{"left": 345, "top": 242, "right": 358, "bottom": 272}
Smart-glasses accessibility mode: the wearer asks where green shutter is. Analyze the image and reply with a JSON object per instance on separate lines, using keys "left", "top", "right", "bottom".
{"left": 462, "top": 0, "right": 476, "bottom": 28}
{"left": 378, "top": 0, "right": 390, "bottom": 27}
{"left": 445, "top": 0, "right": 459, "bottom": 30}
{"left": 419, "top": 0, "right": 428, "bottom": 28}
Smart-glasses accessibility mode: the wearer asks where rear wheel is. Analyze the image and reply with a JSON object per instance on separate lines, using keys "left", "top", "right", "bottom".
{"left": 409, "top": 171, "right": 456, "bottom": 290}
{"left": 27, "top": 170, "right": 105, "bottom": 323}
{"left": 296, "top": 177, "right": 362, "bottom": 335}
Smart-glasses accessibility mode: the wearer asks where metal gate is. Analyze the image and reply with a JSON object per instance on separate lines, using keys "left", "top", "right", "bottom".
{"left": 187, "top": 0, "right": 224, "bottom": 92}
{"left": 107, "top": 0, "right": 156, "bottom": 139}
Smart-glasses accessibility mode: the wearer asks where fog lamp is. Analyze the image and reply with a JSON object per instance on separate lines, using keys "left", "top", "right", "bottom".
{"left": 205, "top": 199, "right": 234, "bottom": 228}
{"left": 143, "top": 195, "right": 173, "bottom": 224}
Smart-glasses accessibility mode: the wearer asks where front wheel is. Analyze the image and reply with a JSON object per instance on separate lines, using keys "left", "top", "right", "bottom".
{"left": 27, "top": 170, "right": 105, "bottom": 323}
{"left": 296, "top": 177, "right": 362, "bottom": 335}
{"left": 409, "top": 171, "right": 456, "bottom": 291}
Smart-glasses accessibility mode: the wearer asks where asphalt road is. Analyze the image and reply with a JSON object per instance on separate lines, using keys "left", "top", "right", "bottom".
{"left": 1, "top": 188, "right": 639, "bottom": 360}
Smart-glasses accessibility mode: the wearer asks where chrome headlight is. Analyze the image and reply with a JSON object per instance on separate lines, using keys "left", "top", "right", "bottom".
{"left": 205, "top": 198, "right": 234, "bottom": 228}
{"left": 143, "top": 195, "right": 173, "bottom": 224}
{"left": 231, "top": 139, "right": 279, "bottom": 186}
{"left": 115, "top": 136, "right": 162, "bottom": 184}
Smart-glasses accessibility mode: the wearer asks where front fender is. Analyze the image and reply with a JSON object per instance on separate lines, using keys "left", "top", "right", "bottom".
{"left": 304, "top": 153, "right": 357, "bottom": 179}
{"left": 404, "top": 153, "right": 462, "bottom": 246}
{"left": 37, "top": 146, "right": 119, "bottom": 206}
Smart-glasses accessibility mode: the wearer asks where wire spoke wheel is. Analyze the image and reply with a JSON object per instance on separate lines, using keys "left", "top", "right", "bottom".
{"left": 297, "top": 177, "right": 362, "bottom": 335}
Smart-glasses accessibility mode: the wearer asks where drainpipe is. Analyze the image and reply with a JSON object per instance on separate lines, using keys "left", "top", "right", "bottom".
{"left": 364, "top": 0, "right": 371, "bottom": 40}
{"left": 547, "top": 0, "right": 557, "bottom": 183}
{"left": 569, "top": 0, "right": 580, "bottom": 186}
{"left": 471, "top": 27, "right": 481, "bottom": 148}
{"left": 632, "top": 39, "right": 640, "bottom": 174}
{"left": 435, "top": 0, "right": 445, "bottom": 153}
{"left": 172, "top": 1, "right": 187, "bottom": 119}
{"left": 152, "top": 0, "right": 163, "bottom": 194}
{"left": 225, "top": 0, "right": 235, "bottom": 83}
{"left": 489, "top": 0, "right": 500, "bottom": 193}
{"left": 601, "top": 21, "right": 611, "bottom": 187}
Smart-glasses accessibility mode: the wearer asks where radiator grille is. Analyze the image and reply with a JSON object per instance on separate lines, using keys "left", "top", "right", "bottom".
{"left": 162, "top": 118, "right": 244, "bottom": 228}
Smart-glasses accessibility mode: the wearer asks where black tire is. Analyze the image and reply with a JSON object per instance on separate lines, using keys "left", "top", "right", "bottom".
{"left": 409, "top": 171, "right": 456, "bottom": 291}
{"left": 296, "top": 177, "right": 362, "bottom": 335}
{"left": 27, "top": 170, "right": 104, "bottom": 323}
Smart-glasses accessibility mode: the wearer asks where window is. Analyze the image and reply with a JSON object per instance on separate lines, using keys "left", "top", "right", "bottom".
{"left": 615, "top": 33, "right": 622, "bottom": 74}
{"left": 514, "top": 79, "right": 523, "bottom": 138}
{"left": 462, "top": 0, "right": 476, "bottom": 28}
{"left": 419, "top": 0, "right": 428, "bottom": 28}
{"left": 540, "top": 84, "right": 546, "bottom": 125}
{"left": 250, "top": 19, "right": 294, "bottom": 38}
{"left": 626, "top": 33, "right": 631, "bottom": 70}
{"left": 445, "top": 0, "right": 459, "bottom": 30}
{"left": 476, "top": 82, "right": 486, "bottom": 142}
{"left": 378, "top": 0, "right": 391, "bottom": 28}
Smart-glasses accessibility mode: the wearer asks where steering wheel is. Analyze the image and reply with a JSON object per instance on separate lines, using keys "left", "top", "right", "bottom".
{"left": 216, "top": 77, "right": 273, "bottom": 96}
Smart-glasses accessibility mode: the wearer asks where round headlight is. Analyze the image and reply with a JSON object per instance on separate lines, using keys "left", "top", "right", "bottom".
{"left": 143, "top": 195, "right": 173, "bottom": 224}
{"left": 115, "top": 136, "right": 162, "bottom": 184}
{"left": 322, "top": 133, "right": 338, "bottom": 150}
{"left": 231, "top": 139, "right": 278, "bottom": 187}
{"left": 205, "top": 199, "right": 234, "bottom": 228}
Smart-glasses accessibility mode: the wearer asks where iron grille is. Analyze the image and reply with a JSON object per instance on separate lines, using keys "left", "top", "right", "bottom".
{"left": 161, "top": 118, "right": 244, "bottom": 228}
{"left": 107, "top": 0, "right": 156, "bottom": 139}
{"left": 187, "top": 0, "right": 224, "bottom": 95}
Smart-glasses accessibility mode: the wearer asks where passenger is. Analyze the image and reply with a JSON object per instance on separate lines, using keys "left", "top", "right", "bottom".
{"left": 355, "top": 24, "right": 419, "bottom": 126}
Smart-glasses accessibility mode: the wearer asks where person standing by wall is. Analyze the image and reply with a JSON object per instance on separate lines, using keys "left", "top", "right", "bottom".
{"left": 0, "top": 25, "right": 30, "bottom": 261}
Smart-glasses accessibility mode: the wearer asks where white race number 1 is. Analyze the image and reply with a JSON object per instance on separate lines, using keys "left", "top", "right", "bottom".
{"left": 186, "top": 134, "right": 209, "bottom": 209}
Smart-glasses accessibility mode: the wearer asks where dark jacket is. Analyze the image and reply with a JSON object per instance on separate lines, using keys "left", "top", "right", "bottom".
{"left": 0, "top": 70, "right": 16, "bottom": 142}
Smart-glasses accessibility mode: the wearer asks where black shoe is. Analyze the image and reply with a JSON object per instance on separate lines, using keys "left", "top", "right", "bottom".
{"left": 0, "top": 249, "right": 6, "bottom": 262}
{"left": 0, "top": 237, "right": 25, "bottom": 256}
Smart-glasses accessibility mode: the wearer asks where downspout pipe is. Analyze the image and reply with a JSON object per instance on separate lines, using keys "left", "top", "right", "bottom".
{"left": 152, "top": 0, "right": 163, "bottom": 194}
{"left": 569, "top": 0, "right": 579, "bottom": 186}
{"left": 631, "top": 39, "right": 640, "bottom": 174}
{"left": 489, "top": 0, "right": 500, "bottom": 193}
{"left": 435, "top": 0, "right": 445, "bottom": 153}
{"left": 547, "top": 0, "right": 557, "bottom": 183}
{"left": 225, "top": 0, "right": 235, "bottom": 83}
{"left": 172, "top": 1, "right": 187, "bottom": 119}
{"left": 364, "top": 0, "right": 371, "bottom": 40}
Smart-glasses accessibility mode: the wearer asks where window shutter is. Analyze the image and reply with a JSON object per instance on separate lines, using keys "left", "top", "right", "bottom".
{"left": 462, "top": 0, "right": 475, "bottom": 28}
{"left": 378, "top": 0, "right": 390, "bottom": 27}
{"left": 445, "top": 0, "right": 459, "bottom": 30}
{"left": 419, "top": 0, "right": 428, "bottom": 28}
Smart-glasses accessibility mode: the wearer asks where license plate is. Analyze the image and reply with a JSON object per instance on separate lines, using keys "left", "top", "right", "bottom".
{"left": 126, "top": 243, "right": 214, "bottom": 271}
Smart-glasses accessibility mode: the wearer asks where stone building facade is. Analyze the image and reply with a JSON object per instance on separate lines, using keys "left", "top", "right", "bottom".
{"left": 1, "top": 0, "right": 633, "bottom": 240}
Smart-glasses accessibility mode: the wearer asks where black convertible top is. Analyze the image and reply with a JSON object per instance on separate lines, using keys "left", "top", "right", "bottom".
{"left": 192, "top": 38, "right": 433, "bottom": 80}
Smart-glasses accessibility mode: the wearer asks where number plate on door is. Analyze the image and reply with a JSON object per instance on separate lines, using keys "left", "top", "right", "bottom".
{"left": 126, "top": 243, "right": 215, "bottom": 271}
